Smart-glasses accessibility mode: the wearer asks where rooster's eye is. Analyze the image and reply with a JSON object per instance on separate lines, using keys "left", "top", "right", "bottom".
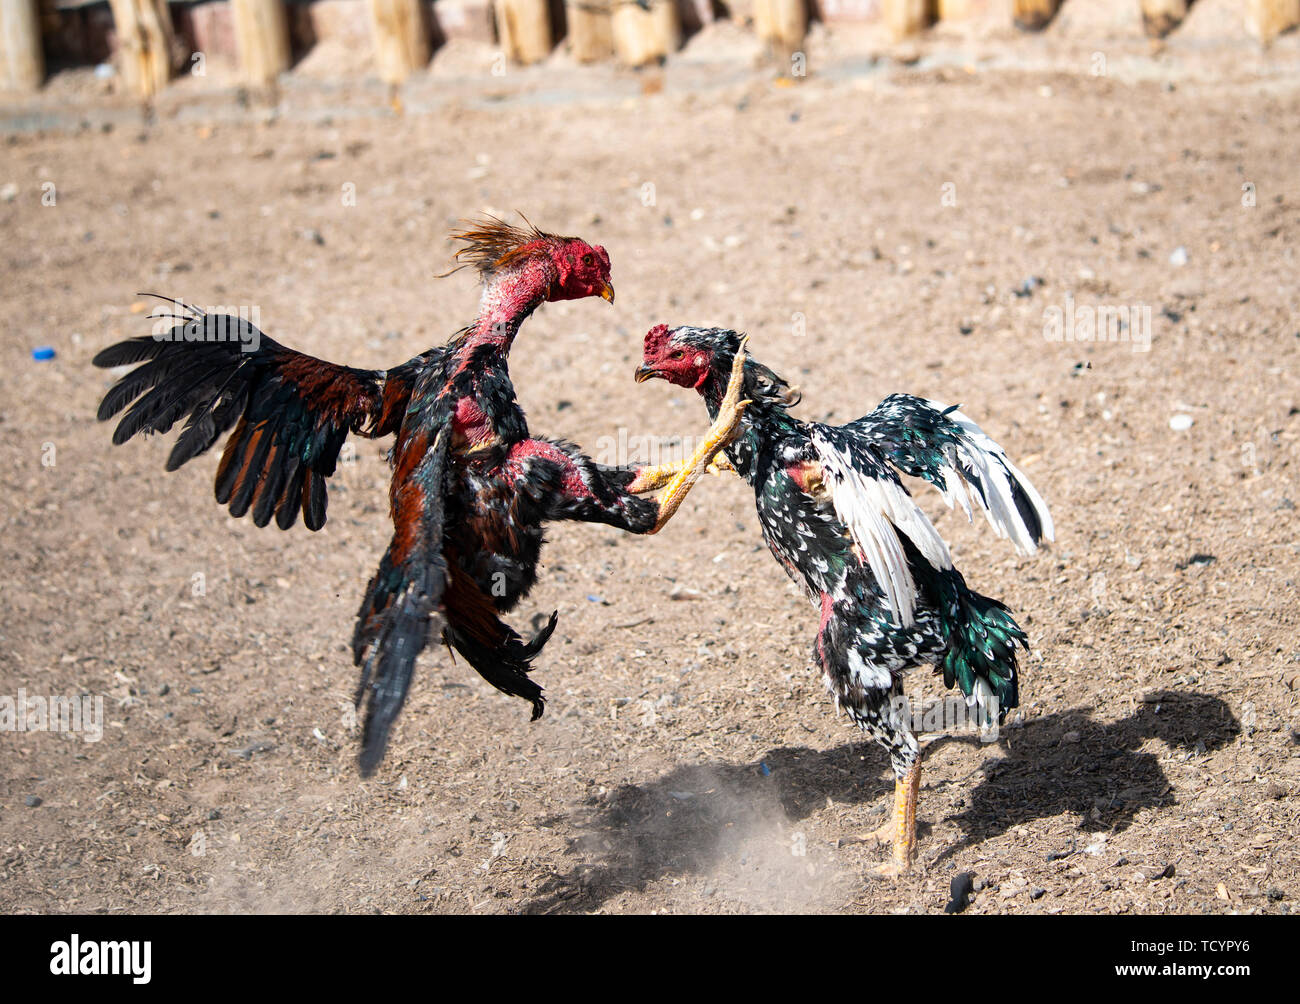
{"left": 671, "top": 351, "right": 684, "bottom": 359}
{"left": 581, "top": 253, "right": 594, "bottom": 267}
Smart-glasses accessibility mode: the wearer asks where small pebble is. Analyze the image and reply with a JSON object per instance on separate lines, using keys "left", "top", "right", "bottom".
{"left": 235, "top": 740, "right": 274, "bottom": 760}
{"left": 945, "top": 872, "right": 975, "bottom": 914}
{"left": 25, "top": 795, "right": 42, "bottom": 808}
{"left": 1169, "top": 414, "right": 1194, "bottom": 431}
{"left": 1169, "top": 246, "right": 1189, "bottom": 267}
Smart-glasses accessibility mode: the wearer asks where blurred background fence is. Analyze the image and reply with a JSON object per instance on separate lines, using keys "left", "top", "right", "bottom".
{"left": 2, "top": 0, "right": 1297, "bottom": 96}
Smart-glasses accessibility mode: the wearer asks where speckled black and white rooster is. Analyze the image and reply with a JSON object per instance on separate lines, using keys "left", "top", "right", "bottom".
{"left": 636, "top": 325, "right": 1054, "bottom": 874}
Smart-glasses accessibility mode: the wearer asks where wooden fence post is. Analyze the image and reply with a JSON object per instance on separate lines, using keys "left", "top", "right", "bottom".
{"left": 231, "top": 0, "right": 291, "bottom": 87}
{"left": 368, "top": 0, "right": 430, "bottom": 83}
{"left": 1012, "top": 0, "right": 1059, "bottom": 30}
{"left": 754, "top": 0, "right": 807, "bottom": 64}
{"left": 936, "top": 0, "right": 987, "bottom": 19}
{"left": 0, "top": 0, "right": 43, "bottom": 91}
{"left": 1246, "top": 0, "right": 1300, "bottom": 44}
{"left": 884, "top": 0, "right": 932, "bottom": 41}
{"left": 567, "top": 0, "right": 614, "bottom": 63}
{"left": 495, "top": 0, "right": 552, "bottom": 65}
{"left": 106, "top": 0, "right": 176, "bottom": 97}
{"left": 1138, "top": 0, "right": 1186, "bottom": 37}
{"left": 610, "top": 0, "right": 680, "bottom": 66}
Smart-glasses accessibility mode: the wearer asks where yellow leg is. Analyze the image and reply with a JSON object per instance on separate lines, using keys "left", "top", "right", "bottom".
{"left": 868, "top": 763, "right": 920, "bottom": 877}
{"left": 645, "top": 337, "right": 751, "bottom": 534}
{"left": 627, "top": 454, "right": 736, "bottom": 494}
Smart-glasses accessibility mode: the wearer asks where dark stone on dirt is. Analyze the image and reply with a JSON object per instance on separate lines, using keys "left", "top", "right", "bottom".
{"left": 1046, "top": 841, "right": 1076, "bottom": 862}
{"left": 945, "top": 872, "right": 975, "bottom": 914}
{"left": 235, "top": 740, "right": 274, "bottom": 760}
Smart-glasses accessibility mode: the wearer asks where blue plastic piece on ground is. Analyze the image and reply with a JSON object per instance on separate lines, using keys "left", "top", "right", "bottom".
{"left": 32, "top": 346, "right": 56, "bottom": 361}
{"left": 759, "top": 762, "right": 771, "bottom": 777}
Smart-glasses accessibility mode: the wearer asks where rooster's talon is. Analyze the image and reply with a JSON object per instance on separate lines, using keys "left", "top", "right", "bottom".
{"left": 868, "top": 859, "right": 912, "bottom": 879}
{"left": 859, "top": 820, "right": 895, "bottom": 845}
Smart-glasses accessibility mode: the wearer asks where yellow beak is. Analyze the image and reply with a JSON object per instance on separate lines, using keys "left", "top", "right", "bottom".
{"left": 634, "top": 365, "right": 662, "bottom": 384}
{"left": 599, "top": 281, "right": 615, "bottom": 304}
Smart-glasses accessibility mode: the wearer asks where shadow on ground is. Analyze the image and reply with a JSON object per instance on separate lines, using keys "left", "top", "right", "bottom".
{"left": 523, "top": 690, "right": 1239, "bottom": 913}
{"left": 933, "top": 689, "right": 1240, "bottom": 864}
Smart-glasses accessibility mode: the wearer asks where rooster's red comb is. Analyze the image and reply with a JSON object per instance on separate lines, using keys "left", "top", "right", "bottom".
{"left": 644, "top": 324, "right": 673, "bottom": 352}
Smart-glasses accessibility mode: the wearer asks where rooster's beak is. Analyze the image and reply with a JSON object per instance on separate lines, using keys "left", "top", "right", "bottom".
{"left": 599, "top": 281, "right": 615, "bottom": 304}
{"left": 634, "top": 364, "right": 662, "bottom": 384}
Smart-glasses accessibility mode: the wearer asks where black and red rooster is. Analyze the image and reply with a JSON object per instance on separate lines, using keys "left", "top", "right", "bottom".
{"left": 93, "top": 220, "right": 749, "bottom": 776}
{"left": 637, "top": 325, "right": 1053, "bottom": 874}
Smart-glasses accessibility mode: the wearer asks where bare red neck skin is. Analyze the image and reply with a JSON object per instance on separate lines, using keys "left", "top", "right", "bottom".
{"left": 456, "top": 256, "right": 557, "bottom": 356}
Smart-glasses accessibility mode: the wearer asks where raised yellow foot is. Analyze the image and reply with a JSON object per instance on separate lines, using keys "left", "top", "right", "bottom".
{"left": 645, "top": 336, "right": 750, "bottom": 533}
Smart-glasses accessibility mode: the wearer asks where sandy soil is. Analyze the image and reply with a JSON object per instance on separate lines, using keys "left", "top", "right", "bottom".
{"left": 1, "top": 8, "right": 1298, "bottom": 914}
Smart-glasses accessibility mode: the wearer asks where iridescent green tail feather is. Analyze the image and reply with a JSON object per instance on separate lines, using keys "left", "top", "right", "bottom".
{"left": 922, "top": 566, "right": 1026, "bottom": 725}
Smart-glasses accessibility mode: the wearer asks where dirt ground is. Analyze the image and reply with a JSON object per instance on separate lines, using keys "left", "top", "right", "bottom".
{"left": 2, "top": 4, "right": 1298, "bottom": 914}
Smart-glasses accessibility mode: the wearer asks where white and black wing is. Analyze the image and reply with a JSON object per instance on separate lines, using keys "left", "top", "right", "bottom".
{"left": 845, "top": 394, "right": 1054, "bottom": 556}
{"left": 810, "top": 426, "right": 953, "bottom": 629}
